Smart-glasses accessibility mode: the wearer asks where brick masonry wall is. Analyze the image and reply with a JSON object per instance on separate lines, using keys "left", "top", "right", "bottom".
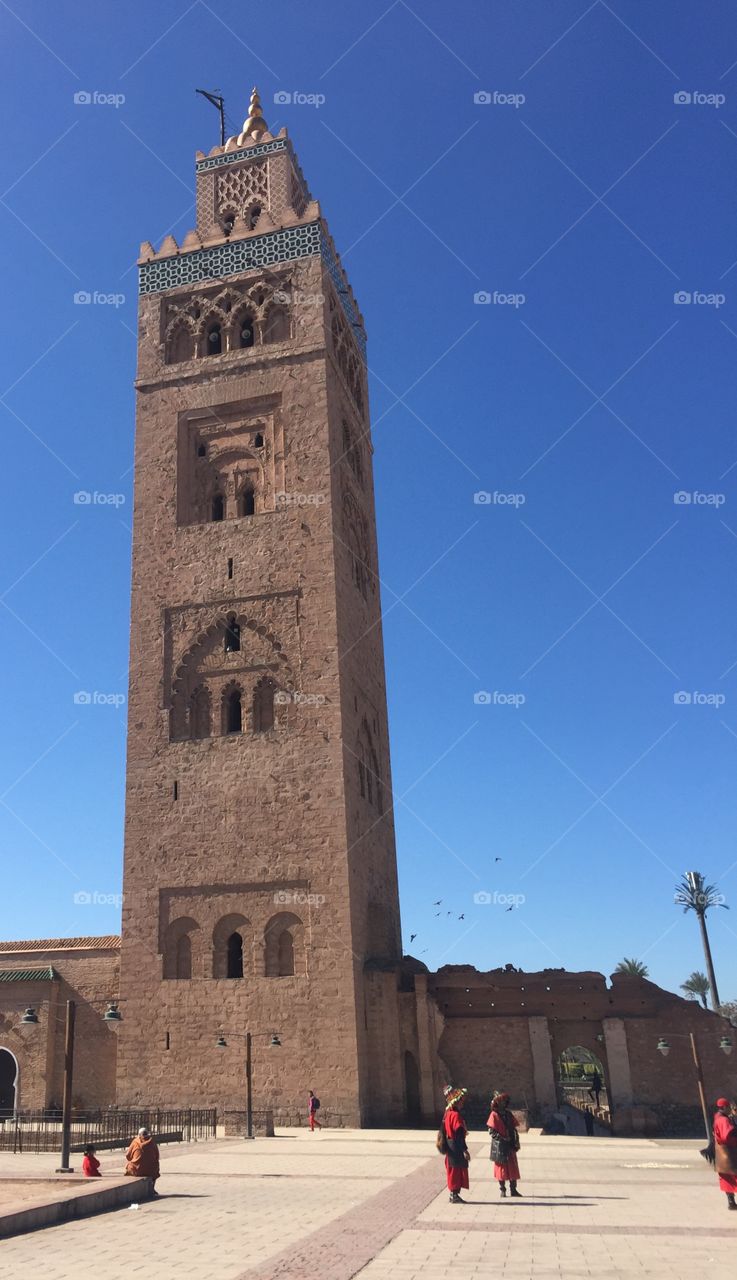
{"left": 117, "top": 220, "right": 401, "bottom": 1124}
{"left": 0, "top": 949, "right": 119, "bottom": 1109}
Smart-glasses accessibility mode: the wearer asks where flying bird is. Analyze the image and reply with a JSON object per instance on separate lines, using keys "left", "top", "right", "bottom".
{"left": 433, "top": 899, "right": 442, "bottom": 905}
{"left": 410, "top": 933, "right": 417, "bottom": 942}
{"left": 434, "top": 912, "right": 441, "bottom": 917}
{"left": 506, "top": 905, "right": 514, "bottom": 912}
{"left": 495, "top": 857, "right": 502, "bottom": 862}
{"left": 458, "top": 914, "right": 465, "bottom": 921}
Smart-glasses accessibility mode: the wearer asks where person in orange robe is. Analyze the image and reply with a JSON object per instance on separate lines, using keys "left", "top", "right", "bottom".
{"left": 487, "top": 1091, "right": 522, "bottom": 1197}
{"left": 125, "top": 1127, "right": 161, "bottom": 1195}
{"left": 442, "top": 1085, "right": 470, "bottom": 1203}
{"left": 713, "top": 1097, "right": 737, "bottom": 1210}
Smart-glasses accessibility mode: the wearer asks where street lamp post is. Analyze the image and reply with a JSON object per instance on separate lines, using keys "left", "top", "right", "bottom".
{"left": 216, "top": 1030, "right": 281, "bottom": 1139}
{"left": 19, "top": 999, "right": 122, "bottom": 1173}
{"left": 657, "top": 1031, "right": 733, "bottom": 1142}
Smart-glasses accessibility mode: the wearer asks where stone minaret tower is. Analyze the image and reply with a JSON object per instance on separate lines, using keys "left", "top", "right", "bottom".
{"left": 116, "top": 89, "right": 404, "bottom": 1123}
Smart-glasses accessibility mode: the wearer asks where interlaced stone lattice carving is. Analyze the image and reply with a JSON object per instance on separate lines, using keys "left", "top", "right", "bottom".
{"left": 216, "top": 162, "right": 268, "bottom": 219}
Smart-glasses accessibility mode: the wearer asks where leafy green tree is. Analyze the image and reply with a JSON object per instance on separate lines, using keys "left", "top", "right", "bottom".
{"left": 718, "top": 1000, "right": 737, "bottom": 1027}
{"left": 614, "top": 958, "right": 649, "bottom": 977}
{"left": 674, "top": 872, "right": 728, "bottom": 1011}
{"left": 680, "top": 970, "right": 711, "bottom": 1010}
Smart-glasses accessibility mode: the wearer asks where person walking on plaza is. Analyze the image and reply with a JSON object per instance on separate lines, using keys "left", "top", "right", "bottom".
{"left": 487, "top": 1091, "right": 522, "bottom": 1197}
{"left": 308, "top": 1089, "right": 322, "bottom": 1131}
{"left": 441, "top": 1085, "right": 470, "bottom": 1204}
{"left": 82, "top": 1144, "right": 101, "bottom": 1177}
{"left": 125, "top": 1127, "right": 160, "bottom": 1195}
{"left": 588, "top": 1069, "right": 603, "bottom": 1108}
{"left": 713, "top": 1097, "right": 737, "bottom": 1210}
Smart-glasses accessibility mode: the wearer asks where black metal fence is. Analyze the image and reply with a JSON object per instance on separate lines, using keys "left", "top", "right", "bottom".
{"left": 0, "top": 1108, "right": 217, "bottom": 1153}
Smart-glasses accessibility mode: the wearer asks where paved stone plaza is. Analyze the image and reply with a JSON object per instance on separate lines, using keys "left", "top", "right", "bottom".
{"left": 0, "top": 1128, "right": 734, "bottom": 1278}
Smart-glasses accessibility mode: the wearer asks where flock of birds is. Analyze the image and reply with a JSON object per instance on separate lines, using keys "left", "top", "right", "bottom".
{"left": 407, "top": 858, "right": 514, "bottom": 954}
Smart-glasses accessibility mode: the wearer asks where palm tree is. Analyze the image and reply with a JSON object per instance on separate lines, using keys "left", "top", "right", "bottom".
{"left": 674, "top": 871, "right": 728, "bottom": 1011}
{"left": 614, "top": 958, "right": 649, "bottom": 977}
{"left": 680, "top": 970, "right": 710, "bottom": 1010}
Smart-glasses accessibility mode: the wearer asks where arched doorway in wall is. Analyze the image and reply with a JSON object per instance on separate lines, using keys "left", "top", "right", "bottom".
{"left": 404, "top": 1050, "right": 421, "bottom": 1123}
{"left": 556, "top": 1045, "right": 609, "bottom": 1113}
{"left": 0, "top": 1048, "right": 18, "bottom": 1115}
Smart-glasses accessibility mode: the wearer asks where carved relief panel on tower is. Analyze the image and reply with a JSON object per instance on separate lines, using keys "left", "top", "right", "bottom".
{"left": 176, "top": 396, "right": 284, "bottom": 526}
{"left": 164, "top": 591, "right": 299, "bottom": 743}
{"left": 163, "top": 277, "right": 291, "bottom": 364}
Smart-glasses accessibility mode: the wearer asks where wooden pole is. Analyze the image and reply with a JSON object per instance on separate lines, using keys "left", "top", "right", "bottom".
{"left": 690, "top": 1032, "right": 711, "bottom": 1142}
{"left": 56, "top": 1000, "right": 75, "bottom": 1173}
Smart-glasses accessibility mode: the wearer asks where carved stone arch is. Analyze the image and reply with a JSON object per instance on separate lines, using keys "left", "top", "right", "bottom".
{"left": 213, "top": 287, "right": 242, "bottom": 315}
{"left": 197, "top": 305, "right": 229, "bottom": 357}
{"left": 264, "top": 911, "right": 305, "bottom": 977}
{"left": 230, "top": 302, "right": 256, "bottom": 349}
{"left": 218, "top": 205, "right": 238, "bottom": 236}
{"left": 213, "top": 912, "right": 253, "bottom": 978}
{"left": 221, "top": 679, "right": 244, "bottom": 735}
{"left": 165, "top": 314, "right": 196, "bottom": 364}
{"left": 253, "top": 674, "right": 278, "bottom": 733}
{"left": 172, "top": 614, "right": 292, "bottom": 687}
{"left": 163, "top": 916, "right": 201, "bottom": 979}
{"left": 263, "top": 302, "right": 290, "bottom": 344}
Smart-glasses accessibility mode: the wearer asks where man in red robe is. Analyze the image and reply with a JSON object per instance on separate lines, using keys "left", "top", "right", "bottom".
{"left": 713, "top": 1097, "right": 737, "bottom": 1210}
{"left": 442, "top": 1085, "right": 470, "bottom": 1203}
{"left": 487, "top": 1091, "right": 522, "bottom": 1197}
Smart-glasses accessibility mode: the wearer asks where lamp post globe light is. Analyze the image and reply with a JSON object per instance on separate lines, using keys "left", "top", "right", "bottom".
{"left": 216, "top": 1029, "right": 281, "bottom": 1139}
{"left": 16, "top": 997, "right": 121, "bottom": 1172}
{"left": 656, "top": 1031, "right": 734, "bottom": 1140}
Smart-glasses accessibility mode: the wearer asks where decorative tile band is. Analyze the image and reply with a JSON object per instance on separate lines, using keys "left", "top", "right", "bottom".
{"left": 195, "top": 139, "right": 287, "bottom": 172}
{"left": 139, "top": 222, "right": 322, "bottom": 294}
{"left": 138, "top": 220, "right": 366, "bottom": 355}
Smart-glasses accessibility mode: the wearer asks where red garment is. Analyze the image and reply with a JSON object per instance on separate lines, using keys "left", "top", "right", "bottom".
{"left": 714, "top": 1113, "right": 737, "bottom": 1193}
{"left": 487, "top": 1108, "right": 520, "bottom": 1182}
{"left": 443, "top": 1108, "right": 469, "bottom": 1192}
{"left": 82, "top": 1153, "right": 101, "bottom": 1178}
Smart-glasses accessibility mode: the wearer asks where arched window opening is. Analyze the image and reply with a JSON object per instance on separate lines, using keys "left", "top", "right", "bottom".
{"left": 254, "top": 432, "right": 264, "bottom": 448}
{"left": 277, "top": 930, "right": 295, "bottom": 976}
{"left": 263, "top": 306, "right": 289, "bottom": 344}
{"left": 224, "top": 615, "right": 241, "bottom": 653}
{"left": 222, "top": 214, "right": 235, "bottom": 236}
{"left": 189, "top": 687, "right": 211, "bottom": 739}
{"left": 226, "top": 931, "right": 244, "bottom": 978}
{"left": 163, "top": 917, "right": 199, "bottom": 980}
{"left": 168, "top": 326, "right": 194, "bottom": 364}
{"left": 211, "top": 493, "right": 225, "bottom": 522}
{"left": 197, "top": 443, "right": 207, "bottom": 458}
{"left": 253, "top": 677, "right": 276, "bottom": 734}
{"left": 206, "top": 322, "right": 222, "bottom": 355}
{"left": 175, "top": 933, "right": 192, "bottom": 979}
{"left": 238, "top": 485, "right": 255, "bottom": 517}
{"left": 264, "top": 912, "right": 303, "bottom": 977}
{"left": 225, "top": 689, "right": 242, "bottom": 734}
{"left": 212, "top": 914, "right": 250, "bottom": 979}
{"left": 238, "top": 313, "right": 255, "bottom": 349}
{"left": 248, "top": 204, "right": 262, "bottom": 230}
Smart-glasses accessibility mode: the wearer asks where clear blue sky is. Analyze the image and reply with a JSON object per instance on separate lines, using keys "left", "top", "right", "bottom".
{"left": 1, "top": 0, "right": 736, "bottom": 1000}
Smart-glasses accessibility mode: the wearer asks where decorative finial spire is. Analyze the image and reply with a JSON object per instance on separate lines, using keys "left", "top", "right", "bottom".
{"left": 242, "top": 86, "right": 268, "bottom": 139}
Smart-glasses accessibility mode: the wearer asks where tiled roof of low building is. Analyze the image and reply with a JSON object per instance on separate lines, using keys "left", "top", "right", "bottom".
{"left": 0, "top": 936, "right": 120, "bottom": 953}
